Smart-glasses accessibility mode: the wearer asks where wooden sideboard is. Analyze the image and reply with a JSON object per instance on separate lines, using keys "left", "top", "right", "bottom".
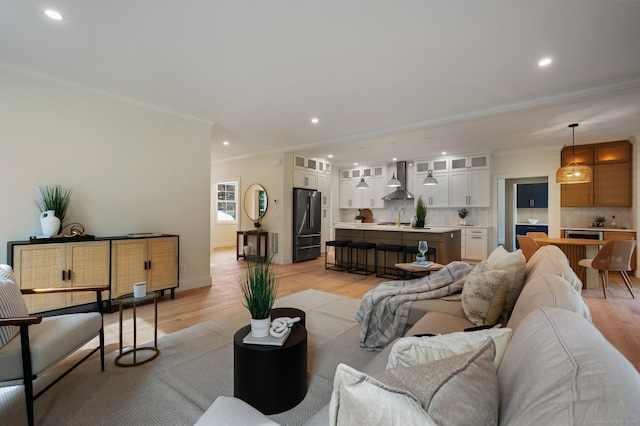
{"left": 7, "top": 234, "right": 179, "bottom": 314}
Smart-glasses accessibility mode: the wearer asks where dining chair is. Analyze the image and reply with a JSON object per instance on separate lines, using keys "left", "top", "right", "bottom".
{"left": 577, "top": 239, "right": 636, "bottom": 299}
{"left": 516, "top": 235, "right": 539, "bottom": 261}
{"left": 526, "top": 232, "right": 548, "bottom": 238}
{"left": 0, "top": 264, "right": 107, "bottom": 426}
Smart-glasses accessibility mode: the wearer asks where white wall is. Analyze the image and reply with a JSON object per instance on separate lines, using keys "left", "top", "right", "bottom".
{"left": 0, "top": 70, "right": 212, "bottom": 291}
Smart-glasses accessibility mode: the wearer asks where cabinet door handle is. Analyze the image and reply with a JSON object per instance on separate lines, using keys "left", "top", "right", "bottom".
{"left": 62, "top": 270, "right": 66, "bottom": 281}
{"left": 148, "top": 260, "right": 152, "bottom": 270}
{"left": 68, "top": 269, "right": 71, "bottom": 280}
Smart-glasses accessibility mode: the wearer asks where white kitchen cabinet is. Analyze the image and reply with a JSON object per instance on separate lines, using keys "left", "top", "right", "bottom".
{"left": 415, "top": 158, "right": 448, "bottom": 173}
{"left": 449, "top": 169, "right": 490, "bottom": 207}
{"left": 293, "top": 169, "right": 318, "bottom": 189}
{"left": 318, "top": 173, "right": 331, "bottom": 207}
{"left": 294, "top": 153, "right": 332, "bottom": 189}
{"left": 414, "top": 172, "right": 449, "bottom": 208}
{"left": 464, "top": 227, "right": 489, "bottom": 260}
{"left": 339, "top": 165, "right": 386, "bottom": 209}
{"left": 449, "top": 154, "right": 491, "bottom": 171}
{"left": 339, "top": 179, "right": 361, "bottom": 208}
{"left": 360, "top": 177, "right": 386, "bottom": 208}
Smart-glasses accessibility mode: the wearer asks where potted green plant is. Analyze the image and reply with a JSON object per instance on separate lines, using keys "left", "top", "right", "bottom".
{"left": 458, "top": 208, "right": 469, "bottom": 225}
{"left": 254, "top": 220, "right": 263, "bottom": 231}
{"left": 239, "top": 252, "right": 279, "bottom": 337}
{"left": 34, "top": 184, "right": 72, "bottom": 236}
{"left": 355, "top": 215, "right": 364, "bottom": 223}
{"left": 415, "top": 196, "right": 427, "bottom": 228}
{"left": 593, "top": 216, "right": 606, "bottom": 227}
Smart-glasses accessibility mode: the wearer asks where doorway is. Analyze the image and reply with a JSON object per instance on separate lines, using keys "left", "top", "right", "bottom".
{"left": 498, "top": 176, "right": 549, "bottom": 251}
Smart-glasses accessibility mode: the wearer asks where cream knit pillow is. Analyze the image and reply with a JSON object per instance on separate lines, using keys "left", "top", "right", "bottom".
{"left": 461, "top": 261, "right": 507, "bottom": 326}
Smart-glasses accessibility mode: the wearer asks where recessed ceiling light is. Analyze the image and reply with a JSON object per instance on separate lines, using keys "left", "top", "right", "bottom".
{"left": 44, "top": 9, "right": 64, "bottom": 20}
{"left": 311, "top": 117, "right": 319, "bottom": 124}
{"left": 354, "top": 162, "right": 358, "bottom": 166}
{"left": 538, "top": 57, "right": 552, "bottom": 67}
{"left": 222, "top": 141, "right": 229, "bottom": 146}
{"left": 328, "top": 154, "right": 333, "bottom": 158}
{"left": 441, "top": 151, "right": 447, "bottom": 155}
{"left": 392, "top": 157, "right": 397, "bottom": 161}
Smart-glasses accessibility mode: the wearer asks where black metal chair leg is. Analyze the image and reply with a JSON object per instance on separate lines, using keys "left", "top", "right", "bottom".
{"left": 20, "top": 325, "right": 35, "bottom": 426}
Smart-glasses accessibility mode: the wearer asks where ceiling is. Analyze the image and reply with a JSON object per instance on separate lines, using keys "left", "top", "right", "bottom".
{"left": 2, "top": 1, "right": 640, "bottom": 168}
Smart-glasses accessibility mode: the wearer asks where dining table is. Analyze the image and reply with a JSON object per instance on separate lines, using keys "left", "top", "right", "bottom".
{"left": 532, "top": 237, "right": 604, "bottom": 289}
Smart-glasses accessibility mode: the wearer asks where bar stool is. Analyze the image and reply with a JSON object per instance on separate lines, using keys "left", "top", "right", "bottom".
{"left": 376, "top": 244, "right": 406, "bottom": 279}
{"left": 325, "top": 240, "right": 349, "bottom": 271}
{"left": 347, "top": 242, "right": 377, "bottom": 275}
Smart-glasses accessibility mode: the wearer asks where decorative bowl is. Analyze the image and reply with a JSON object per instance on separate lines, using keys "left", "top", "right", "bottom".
{"left": 528, "top": 219, "right": 539, "bottom": 224}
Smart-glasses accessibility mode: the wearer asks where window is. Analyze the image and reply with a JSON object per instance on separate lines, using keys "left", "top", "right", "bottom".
{"left": 216, "top": 181, "right": 238, "bottom": 223}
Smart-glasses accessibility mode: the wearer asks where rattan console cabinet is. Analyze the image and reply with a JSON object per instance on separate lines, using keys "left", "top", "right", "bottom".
{"left": 7, "top": 234, "right": 179, "bottom": 314}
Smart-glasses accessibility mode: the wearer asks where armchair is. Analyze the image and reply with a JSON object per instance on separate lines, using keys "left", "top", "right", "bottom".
{"left": 0, "top": 264, "right": 107, "bottom": 426}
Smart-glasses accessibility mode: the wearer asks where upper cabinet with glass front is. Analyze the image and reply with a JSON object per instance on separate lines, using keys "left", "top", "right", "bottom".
{"left": 293, "top": 153, "right": 332, "bottom": 189}
{"left": 449, "top": 154, "right": 491, "bottom": 171}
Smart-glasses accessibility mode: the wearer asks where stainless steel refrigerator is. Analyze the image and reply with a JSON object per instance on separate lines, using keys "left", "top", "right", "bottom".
{"left": 293, "top": 188, "right": 322, "bottom": 262}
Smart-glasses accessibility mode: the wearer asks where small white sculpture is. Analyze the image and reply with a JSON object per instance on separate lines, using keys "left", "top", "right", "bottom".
{"left": 269, "top": 316, "right": 301, "bottom": 338}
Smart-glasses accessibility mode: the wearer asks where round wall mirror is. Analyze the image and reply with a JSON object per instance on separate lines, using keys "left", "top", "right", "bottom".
{"left": 244, "top": 184, "right": 268, "bottom": 220}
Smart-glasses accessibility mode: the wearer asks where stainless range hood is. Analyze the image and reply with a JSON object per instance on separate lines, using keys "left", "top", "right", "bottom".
{"left": 382, "top": 161, "right": 414, "bottom": 200}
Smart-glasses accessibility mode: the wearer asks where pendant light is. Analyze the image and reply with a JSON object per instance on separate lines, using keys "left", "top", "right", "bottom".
{"left": 422, "top": 137, "right": 438, "bottom": 186}
{"left": 387, "top": 143, "right": 401, "bottom": 187}
{"left": 356, "top": 147, "right": 369, "bottom": 189}
{"left": 555, "top": 123, "right": 592, "bottom": 184}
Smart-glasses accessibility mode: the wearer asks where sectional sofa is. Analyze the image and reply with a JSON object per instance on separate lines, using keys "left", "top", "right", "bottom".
{"left": 197, "top": 245, "right": 640, "bottom": 425}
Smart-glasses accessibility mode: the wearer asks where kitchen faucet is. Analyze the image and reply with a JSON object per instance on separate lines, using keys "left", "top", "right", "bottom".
{"left": 396, "top": 208, "right": 405, "bottom": 227}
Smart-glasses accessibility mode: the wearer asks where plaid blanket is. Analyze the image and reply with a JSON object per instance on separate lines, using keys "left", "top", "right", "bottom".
{"left": 355, "top": 261, "right": 474, "bottom": 351}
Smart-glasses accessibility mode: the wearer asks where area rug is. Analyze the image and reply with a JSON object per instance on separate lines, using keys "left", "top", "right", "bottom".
{"left": 0, "top": 289, "right": 376, "bottom": 425}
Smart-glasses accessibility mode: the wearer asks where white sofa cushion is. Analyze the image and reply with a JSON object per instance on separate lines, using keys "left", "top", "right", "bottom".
{"left": 506, "top": 273, "right": 591, "bottom": 332}
{"left": 387, "top": 327, "right": 512, "bottom": 369}
{"left": 0, "top": 312, "right": 102, "bottom": 383}
{"left": 0, "top": 265, "right": 29, "bottom": 348}
{"left": 498, "top": 307, "right": 640, "bottom": 424}
{"left": 525, "top": 244, "right": 568, "bottom": 276}
{"left": 194, "top": 396, "right": 280, "bottom": 426}
{"left": 331, "top": 339, "right": 498, "bottom": 426}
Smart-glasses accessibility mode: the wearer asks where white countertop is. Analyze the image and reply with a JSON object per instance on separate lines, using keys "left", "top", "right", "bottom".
{"left": 516, "top": 222, "right": 549, "bottom": 226}
{"left": 333, "top": 223, "right": 476, "bottom": 233}
{"left": 560, "top": 227, "right": 636, "bottom": 232}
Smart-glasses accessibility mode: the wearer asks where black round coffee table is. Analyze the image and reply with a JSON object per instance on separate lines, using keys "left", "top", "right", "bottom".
{"left": 233, "top": 310, "right": 308, "bottom": 414}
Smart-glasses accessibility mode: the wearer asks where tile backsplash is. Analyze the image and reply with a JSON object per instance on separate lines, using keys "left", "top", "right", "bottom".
{"left": 340, "top": 202, "right": 492, "bottom": 227}
{"left": 561, "top": 207, "right": 633, "bottom": 229}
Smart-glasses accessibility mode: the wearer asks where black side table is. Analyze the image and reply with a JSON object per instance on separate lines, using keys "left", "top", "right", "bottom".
{"left": 233, "top": 310, "right": 308, "bottom": 414}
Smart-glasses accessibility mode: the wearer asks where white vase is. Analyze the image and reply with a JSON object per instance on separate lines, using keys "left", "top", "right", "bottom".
{"left": 40, "top": 210, "right": 61, "bottom": 236}
{"left": 459, "top": 218, "right": 466, "bottom": 226}
{"left": 251, "top": 318, "right": 270, "bottom": 338}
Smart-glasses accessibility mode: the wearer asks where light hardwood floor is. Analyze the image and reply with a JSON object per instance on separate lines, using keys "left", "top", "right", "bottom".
{"left": 94, "top": 247, "right": 639, "bottom": 371}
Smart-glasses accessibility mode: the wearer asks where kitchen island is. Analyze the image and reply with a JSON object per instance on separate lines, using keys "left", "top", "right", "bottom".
{"left": 333, "top": 224, "right": 462, "bottom": 271}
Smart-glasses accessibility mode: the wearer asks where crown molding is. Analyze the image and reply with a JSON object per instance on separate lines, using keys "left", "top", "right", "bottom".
{"left": 0, "top": 61, "right": 215, "bottom": 127}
